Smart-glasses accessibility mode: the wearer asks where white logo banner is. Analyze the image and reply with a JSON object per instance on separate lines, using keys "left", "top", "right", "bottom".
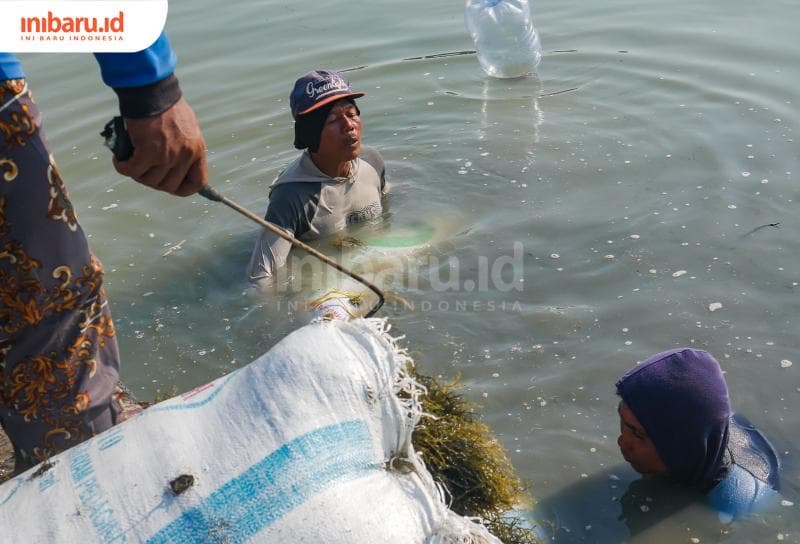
{"left": 0, "top": 1, "right": 168, "bottom": 52}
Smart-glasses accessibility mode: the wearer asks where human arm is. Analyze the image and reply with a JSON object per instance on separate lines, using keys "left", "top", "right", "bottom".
{"left": 94, "top": 33, "right": 207, "bottom": 196}
{"left": 0, "top": 53, "right": 25, "bottom": 80}
{"left": 247, "top": 229, "right": 294, "bottom": 284}
{"left": 246, "top": 183, "right": 318, "bottom": 283}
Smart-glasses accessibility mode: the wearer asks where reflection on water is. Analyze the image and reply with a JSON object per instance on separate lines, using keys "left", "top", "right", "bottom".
{"left": 479, "top": 76, "right": 544, "bottom": 150}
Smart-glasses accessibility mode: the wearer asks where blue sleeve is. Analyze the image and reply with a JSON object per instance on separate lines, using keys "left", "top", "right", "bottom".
{"left": 93, "top": 32, "right": 176, "bottom": 88}
{"left": 0, "top": 53, "right": 25, "bottom": 80}
{"left": 3, "top": 33, "right": 173, "bottom": 85}
{"left": 707, "top": 464, "right": 780, "bottom": 519}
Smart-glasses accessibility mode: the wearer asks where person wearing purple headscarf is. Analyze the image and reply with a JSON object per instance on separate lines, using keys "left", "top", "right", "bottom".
{"left": 616, "top": 348, "right": 780, "bottom": 518}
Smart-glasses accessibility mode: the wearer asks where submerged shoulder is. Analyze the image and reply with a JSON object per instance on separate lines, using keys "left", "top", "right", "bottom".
{"left": 707, "top": 463, "right": 779, "bottom": 518}
{"left": 707, "top": 413, "right": 781, "bottom": 518}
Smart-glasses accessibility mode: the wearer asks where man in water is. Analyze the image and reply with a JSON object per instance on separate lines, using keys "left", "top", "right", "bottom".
{"left": 1, "top": 34, "right": 207, "bottom": 472}
{"left": 247, "top": 70, "right": 388, "bottom": 283}
{"left": 616, "top": 348, "right": 781, "bottom": 519}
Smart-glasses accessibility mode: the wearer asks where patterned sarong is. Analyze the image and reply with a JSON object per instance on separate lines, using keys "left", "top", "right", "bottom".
{"left": 0, "top": 79, "right": 120, "bottom": 470}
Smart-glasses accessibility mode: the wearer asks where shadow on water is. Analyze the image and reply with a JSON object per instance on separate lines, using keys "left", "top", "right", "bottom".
{"left": 530, "top": 462, "right": 800, "bottom": 544}
{"left": 529, "top": 465, "right": 709, "bottom": 542}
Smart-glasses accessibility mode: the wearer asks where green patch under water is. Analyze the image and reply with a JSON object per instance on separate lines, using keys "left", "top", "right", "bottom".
{"left": 361, "top": 224, "right": 436, "bottom": 248}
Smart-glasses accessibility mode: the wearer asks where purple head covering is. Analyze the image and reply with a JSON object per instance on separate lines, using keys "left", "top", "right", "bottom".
{"left": 616, "top": 348, "right": 731, "bottom": 491}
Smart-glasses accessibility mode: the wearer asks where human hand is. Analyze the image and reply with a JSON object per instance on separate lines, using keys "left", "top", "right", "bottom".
{"left": 113, "top": 98, "right": 208, "bottom": 197}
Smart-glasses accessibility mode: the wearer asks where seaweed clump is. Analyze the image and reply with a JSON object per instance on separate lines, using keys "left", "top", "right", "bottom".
{"left": 411, "top": 371, "right": 540, "bottom": 544}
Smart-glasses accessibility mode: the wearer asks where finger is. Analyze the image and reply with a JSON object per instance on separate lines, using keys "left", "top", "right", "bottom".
{"left": 136, "top": 164, "right": 173, "bottom": 191}
{"left": 156, "top": 160, "right": 192, "bottom": 195}
{"left": 113, "top": 149, "right": 155, "bottom": 179}
{"left": 174, "top": 157, "right": 208, "bottom": 197}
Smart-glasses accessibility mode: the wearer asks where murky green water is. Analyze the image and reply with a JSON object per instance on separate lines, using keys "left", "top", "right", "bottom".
{"left": 18, "top": 0, "right": 799, "bottom": 540}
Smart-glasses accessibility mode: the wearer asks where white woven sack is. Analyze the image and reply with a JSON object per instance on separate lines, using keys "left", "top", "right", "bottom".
{"left": 0, "top": 319, "right": 500, "bottom": 543}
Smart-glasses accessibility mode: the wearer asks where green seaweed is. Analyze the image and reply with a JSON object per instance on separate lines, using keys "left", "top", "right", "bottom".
{"left": 411, "top": 371, "right": 540, "bottom": 544}
{"left": 152, "top": 385, "right": 179, "bottom": 404}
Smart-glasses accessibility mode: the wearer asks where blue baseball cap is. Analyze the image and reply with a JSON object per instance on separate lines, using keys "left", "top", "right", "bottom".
{"left": 290, "top": 70, "right": 365, "bottom": 119}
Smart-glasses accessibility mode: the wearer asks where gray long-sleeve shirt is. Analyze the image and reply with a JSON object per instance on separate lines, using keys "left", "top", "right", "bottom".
{"left": 247, "top": 146, "right": 387, "bottom": 282}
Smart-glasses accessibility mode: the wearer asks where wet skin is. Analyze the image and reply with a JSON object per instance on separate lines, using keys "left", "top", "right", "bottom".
{"left": 310, "top": 100, "right": 362, "bottom": 178}
{"left": 617, "top": 401, "right": 668, "bottom": 476}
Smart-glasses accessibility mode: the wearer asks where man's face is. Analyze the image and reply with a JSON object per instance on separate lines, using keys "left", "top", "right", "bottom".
{"left": 315, "top": 100, "right": 361, "bottom": 166}
{"left": 617, "top": 401, "right": 668, "bottom": 475}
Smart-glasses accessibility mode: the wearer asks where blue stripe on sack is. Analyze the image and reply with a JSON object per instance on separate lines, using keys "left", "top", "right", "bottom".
{"left": 0, "top": 479, "right": 23, "bottom": 508}
{"left": 147, "top": 371, "right": 239, "bottom": 414}
{"left": 147, "top": 420, "right": 378, "bottom": 544}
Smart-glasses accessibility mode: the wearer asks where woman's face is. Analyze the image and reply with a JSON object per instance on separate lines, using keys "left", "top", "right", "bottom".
{"left": 617, "top": 401, "right": 668, "bottom": 475}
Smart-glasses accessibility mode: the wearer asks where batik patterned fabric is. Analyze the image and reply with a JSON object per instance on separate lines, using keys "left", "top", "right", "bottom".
{"left": 0, "top": 79, "right": 121, "bottom": 469}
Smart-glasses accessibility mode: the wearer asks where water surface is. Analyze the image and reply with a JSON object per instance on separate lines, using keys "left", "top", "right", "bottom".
{"left": 19, "top": 0, "right": 799, "bottom": 540}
